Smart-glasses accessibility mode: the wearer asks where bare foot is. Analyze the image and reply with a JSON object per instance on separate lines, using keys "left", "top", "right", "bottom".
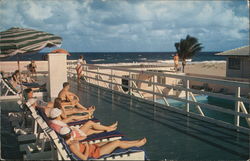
{"left": 136, "top": 138, "right": 147, "bottom": 147}
{"left": 110, "top": 121, "right": 118, "bottom": 128}
{"left": 107, "top": 126, "right": 117, "bottom": 132}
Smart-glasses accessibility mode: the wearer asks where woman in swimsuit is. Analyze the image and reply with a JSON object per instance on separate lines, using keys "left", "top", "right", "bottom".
{"left": 59, "top": 126, "right": 147, "bottom": 160}
{"left": 48, "top": 108, "right": 118, "bottom": 140}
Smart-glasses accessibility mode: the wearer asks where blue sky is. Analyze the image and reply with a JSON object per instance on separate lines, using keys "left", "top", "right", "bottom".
{"left": 0, "top": 0, "right": 249, "bottom": 52}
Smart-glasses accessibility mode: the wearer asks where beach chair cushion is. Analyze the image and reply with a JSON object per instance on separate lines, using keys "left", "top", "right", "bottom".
{"left": 80, "top": 130, "right": 125, "bottom": 142}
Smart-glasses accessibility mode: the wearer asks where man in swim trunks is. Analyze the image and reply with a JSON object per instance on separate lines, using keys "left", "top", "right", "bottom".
{"left": 58, "top": 82, "right": 95, "bottom": 113}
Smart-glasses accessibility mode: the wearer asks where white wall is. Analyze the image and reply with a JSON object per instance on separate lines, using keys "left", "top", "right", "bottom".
{"left": 48, "top": 54, "right": 67, "bottom": 100}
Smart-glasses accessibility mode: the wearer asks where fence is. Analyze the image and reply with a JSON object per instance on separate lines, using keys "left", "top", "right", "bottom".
{"left": 67, "top": 62, "right": 250, "bottom": 134}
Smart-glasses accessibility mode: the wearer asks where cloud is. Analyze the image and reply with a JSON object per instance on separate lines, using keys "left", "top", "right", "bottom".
{"left": 0, "top": 0, "right": 249, "bottom": 52}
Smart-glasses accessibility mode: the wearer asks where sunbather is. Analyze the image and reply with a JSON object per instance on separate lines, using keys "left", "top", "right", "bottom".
{"left": 49, "top": 108, "right": 117, "bottom": 140}
{"left": 25, "top": 88, "right": 54, "bottom": 116}
{"left": 59, "top": 126, "right": 147, "bottom": 160}
{"left": 10, "top": 70, "right": 45, "bottom": 92}
{"left": 58, "top": 82, "right": 88, "bottom": 110}
{"left": 54, "top": 98, "right": 94, "bottom": 119}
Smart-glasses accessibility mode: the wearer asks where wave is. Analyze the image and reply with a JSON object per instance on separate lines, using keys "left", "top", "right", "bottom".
{"left": 97, "top": 60, "right": 226, "bottom": 66}
{"left": 91, "top": 59, "right": 105, "bottom": 62}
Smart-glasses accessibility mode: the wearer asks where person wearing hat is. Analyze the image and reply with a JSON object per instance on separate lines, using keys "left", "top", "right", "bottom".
{"left": 59, "top": 126, "right": 147, "bottom": 160}
{"left": 48, "top": 108, "right": 118, "bottom": 140}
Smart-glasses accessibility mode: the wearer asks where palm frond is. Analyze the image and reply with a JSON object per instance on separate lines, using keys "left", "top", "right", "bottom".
{"left": 174, "top": 35, "right": 203, "bottom": 59}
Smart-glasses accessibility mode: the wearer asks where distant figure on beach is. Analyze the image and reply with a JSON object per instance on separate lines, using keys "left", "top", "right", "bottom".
{"left": 173, "top": 53, "right": 179, "bottom": 71}
{"left": 28, "top": 60, "right": 37, "bottom": 77}
{"left": 58, "top": 82, "right": 95, "bottom": 113}
{"left": 76, "top": 56, "right": 87, "bottom": 80}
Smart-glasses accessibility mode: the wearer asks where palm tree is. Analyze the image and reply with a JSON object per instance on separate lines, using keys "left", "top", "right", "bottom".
{"left": 175, "top": 35, "right": 203, "bottom": 72}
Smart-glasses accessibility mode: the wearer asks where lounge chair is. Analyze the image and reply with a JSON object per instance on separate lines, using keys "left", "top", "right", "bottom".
{"left": 0, "top": 74, "right": 47, "bottom": 99}
{"left": 60, "top": 137, "right": 146, "bottom": 160}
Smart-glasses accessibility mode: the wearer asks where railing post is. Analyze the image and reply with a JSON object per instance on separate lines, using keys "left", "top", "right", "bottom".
{"left": 97, "top": 67, "right": 99, "bottom": 86}
{"left": 111, "top": 69, "right": 113, "bottom": 90}
{"left": 235, "top": 86, "right": 240, "bottom": 127}
{"left": 153, "top": 75, "right": 156, "bottom": 102}
{"left": 185, "top": 79, "right": 190, "bottom": 113}
{"left": 129, "top": 72, "right": 132, "bottom": 95}
{"left": 85, "top": 64, "right": 88, "bottom": 83}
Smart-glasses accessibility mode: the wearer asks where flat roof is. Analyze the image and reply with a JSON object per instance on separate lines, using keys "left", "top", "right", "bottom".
{"left": 216, "top": 45, "right": 250, "bottom": 56}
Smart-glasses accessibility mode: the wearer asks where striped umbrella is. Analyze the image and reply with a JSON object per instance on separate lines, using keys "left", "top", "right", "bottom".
{"left": 0, "top": 27, "right": 62, "bottom": 58}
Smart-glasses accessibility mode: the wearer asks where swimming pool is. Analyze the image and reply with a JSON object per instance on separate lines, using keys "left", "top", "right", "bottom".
{"left": 156, "top": 95, "right": 249, "bottom": 128}
{"left": 70, "top": 80, "right": 250, "bottom": 160}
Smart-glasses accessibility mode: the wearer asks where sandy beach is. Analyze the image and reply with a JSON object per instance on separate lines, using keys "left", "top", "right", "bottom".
{"left": 185, "top": 61, "right": 226, "bottom": 77}
{"left": 0, "top": 60, "right": 226, "bottom": 77}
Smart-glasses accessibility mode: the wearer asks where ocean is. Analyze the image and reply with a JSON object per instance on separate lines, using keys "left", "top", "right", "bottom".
{"left": 1, "top": 52, "right": 226, "bottom": 64}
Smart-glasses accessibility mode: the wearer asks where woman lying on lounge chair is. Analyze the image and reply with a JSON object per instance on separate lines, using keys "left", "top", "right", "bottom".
{"left": 10, "top": 70, "right": 45, "bottom": 92}
{"left": 59, "top": 126, "right": 147, "bottom": 160}
{"left": 49, "top": 108, "right": 118, "bottom": 141}
{"left": 54, "top": 98, "right": 95, "bottom": 119}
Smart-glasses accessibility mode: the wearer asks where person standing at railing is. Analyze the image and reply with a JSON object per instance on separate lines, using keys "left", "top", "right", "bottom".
{"left": 76, "top": 55, "right": 87, "bottom": 80}
{"left": 173, "top": 53, "right": 179, "bottom": 72}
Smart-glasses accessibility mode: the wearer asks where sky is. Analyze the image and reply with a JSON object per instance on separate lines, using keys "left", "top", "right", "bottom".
{"left": 0, "top": 0, "right": 249, "bottom": 52}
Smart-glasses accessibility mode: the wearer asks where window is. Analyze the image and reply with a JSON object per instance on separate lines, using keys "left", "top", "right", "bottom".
{"left": 228, "top": 58, "right": 240, "bottom": 70}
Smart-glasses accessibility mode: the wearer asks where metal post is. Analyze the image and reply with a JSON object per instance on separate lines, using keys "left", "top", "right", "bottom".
{"left": 97, "top": 67, "right": 100, "bottom": 86}
{"left": 85, "top": 65, "right": 88, "bottom": 83}
{"left": 129, "top": 72, "right": 132, "bottom": 95}
{"left": 235, "top": 86, "right": 240, "bottom": 127}
{"left": 111, "top": 69, "right": 113, "bottom": 90}
{"left": 185, "top": 79, "right": 190, "bottom": 113}
{"left": 153, "top": 75, "right": 156, "bottom": 102}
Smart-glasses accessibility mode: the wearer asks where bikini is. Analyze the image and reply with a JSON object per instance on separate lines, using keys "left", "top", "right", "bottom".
{"left": 78, "top": 142, "right": 100, "bottom": 159}
{"left": 49, "top": 120, "right": 87, "bottom": 138}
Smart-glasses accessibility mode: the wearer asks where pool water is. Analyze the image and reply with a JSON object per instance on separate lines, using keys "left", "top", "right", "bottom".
{"left": 156, "top": 95, "right": 249, "bottom": 128}
{"left": 70, "top": 80, "right": 250, "bottom": 160}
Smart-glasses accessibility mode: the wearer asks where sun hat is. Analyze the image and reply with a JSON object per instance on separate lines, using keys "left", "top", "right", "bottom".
{"left": 59, "top": 127, "right": 71, "bottom": 135}
{"left": 49, "top": 108, "right": 62, "bottom": 118}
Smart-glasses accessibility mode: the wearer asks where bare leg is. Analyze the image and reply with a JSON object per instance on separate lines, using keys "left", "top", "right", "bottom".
{"left": 96, "top": 140, "right": 140, "bottom": 147}
{"left": 85, "top": 129, "right": 104, "bottom": 136}
{"left": 99, "top": 139, "right": 147, "bottom": 156}
{"left": 79, "top": 121, "right": 117, "bottom": 133}
{"left": 76, "top": 102, "right": 87, "bottom": 110}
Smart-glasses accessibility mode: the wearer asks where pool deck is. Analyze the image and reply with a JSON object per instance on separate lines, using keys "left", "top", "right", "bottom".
{"left": 1, "top": 77, "right": 250, "bottom": 160}
{"left": 69, "top": 79, "right": 250, "bottom": 160}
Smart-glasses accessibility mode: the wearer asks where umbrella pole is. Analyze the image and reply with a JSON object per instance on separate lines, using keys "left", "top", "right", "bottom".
{"left": 17, "top": 54, "right": 27, "bottom": 128}
{"left": 17, "top": 54, "right": 24, "bottom": 102}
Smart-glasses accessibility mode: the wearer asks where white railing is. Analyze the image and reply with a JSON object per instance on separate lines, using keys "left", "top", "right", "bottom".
{"left": 67, "top": 62, "right": 250, "bottom": 134}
